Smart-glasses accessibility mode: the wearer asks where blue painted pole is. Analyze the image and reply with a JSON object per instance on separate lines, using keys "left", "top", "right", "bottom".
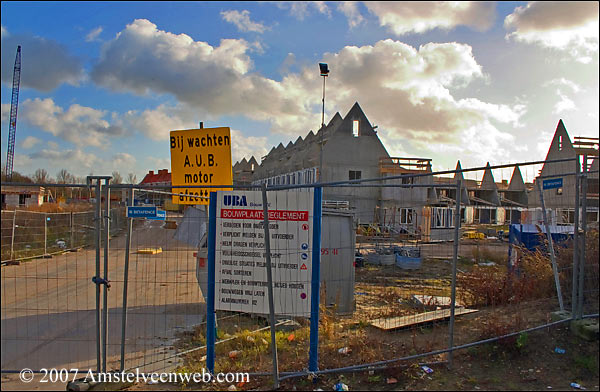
{"left": 207, "top": 192, "right": 217, "bottom": 374}
{"left": 308, "top": 187, "right": 322, "bottom": 372}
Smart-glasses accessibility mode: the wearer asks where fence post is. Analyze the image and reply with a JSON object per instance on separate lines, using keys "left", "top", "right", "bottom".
{"left": 92, "top": 177, "right": 102, "bottom": 374}
{"left": 11, "top": 209, "right": 17, "bottom": 260}
{"left": 120, "top": 187, "right": 134, "bottom": 371}
{"left": 70, "top": 211, "right": 74, "bottom": 250}
{"left": 536, "top": 180, "right": 564, "bottom": 312}
{"left": 572, "top": 159, "right": 580, "bottom": 315}
{"left": 308, "top": 187, "right": 322, "bottom": 373}
{"left": 44, "top": 213, "right": 48, "bottom": 255}
{"left": 102, "top": 180, "right": 111, "bottom": 372}
{"left": 261, "top": 184, "right": 279, "bottom": 389}
{"left": 448, "top": 179, "right": 461, "bottom": 368}
{"left": 207, "top": 192, "right": 217, "bottom": 375}
{"left": 577, "top": 155, "right": 588, "bottom": 319}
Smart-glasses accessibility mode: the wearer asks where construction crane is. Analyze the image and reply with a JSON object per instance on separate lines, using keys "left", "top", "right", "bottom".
{"left": 5, "top": 45, "right": 21, "bottom": 181}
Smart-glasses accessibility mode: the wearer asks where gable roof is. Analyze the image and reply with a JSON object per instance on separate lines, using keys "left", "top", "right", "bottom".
{"left": 507, "top": 166, "right": 526, "bottom": 192}
{"left": 253, "top": 102, "right": 387, "bottom": 180}
{"left": 480, "top": 163, "right": 498, "bottom": 191}
{"left": 544, "top": 119, "right": 575, "bottom": 161}
{"left": 335, "top": 102, "right": 375, "bottom": 138}
{"left": 453, "top": 160, "right": 470, "bottom": 205}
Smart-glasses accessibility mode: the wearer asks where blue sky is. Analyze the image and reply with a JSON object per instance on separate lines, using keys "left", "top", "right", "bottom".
{"left": 1, "top": 1, "right": 598, "bottom": 183}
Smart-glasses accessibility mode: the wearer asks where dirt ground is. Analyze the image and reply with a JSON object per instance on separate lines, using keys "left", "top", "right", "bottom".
{"left": 123, "top": 256, "right": 599, "bottom": 391}
{"left": 126, "top": 313, "right": 599, "bottom": 391}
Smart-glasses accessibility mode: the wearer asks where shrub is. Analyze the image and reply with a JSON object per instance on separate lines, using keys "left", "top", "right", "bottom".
{"left": 459, "top": 230, "right": 598, "bottom": 309}
{"left": 458, "top": 248, "right": 555, "bottom": 307}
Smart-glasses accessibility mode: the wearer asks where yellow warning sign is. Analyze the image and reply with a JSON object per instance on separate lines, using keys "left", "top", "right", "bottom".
{"left": 170, "top": 127, "right": 233, "bottom": 205}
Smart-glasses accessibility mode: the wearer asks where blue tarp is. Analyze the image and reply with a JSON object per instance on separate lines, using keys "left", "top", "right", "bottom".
{"left": 507, "top": 223, "right": 574, "bottom": 274}
{"left": 509, "top": 223, "right": 574, "bottom": 251}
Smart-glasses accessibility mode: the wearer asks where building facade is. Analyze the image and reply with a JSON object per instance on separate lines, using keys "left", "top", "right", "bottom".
{"left": 242, "top": 102, "right": 392, "bottom": 223}
{"left": 1, "top": 185, "right": 45, "bottom": 208}
{"left": 232, "top": 109, "right": 599, "bottom": 234}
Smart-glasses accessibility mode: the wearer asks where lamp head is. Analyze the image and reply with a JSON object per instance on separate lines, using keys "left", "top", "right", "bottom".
{"left": 319, "top": 63, "right": 329, "bottom": 76}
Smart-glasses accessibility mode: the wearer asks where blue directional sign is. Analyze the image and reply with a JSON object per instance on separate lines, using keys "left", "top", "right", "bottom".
{"left": 543, "top": 178, "right": 563, "bottom": 190}
{"left": 127, "top": 206, "right": 158, "bottom": 218}
{"left": 147, "top": 210, "right": 167, "bottom": 221}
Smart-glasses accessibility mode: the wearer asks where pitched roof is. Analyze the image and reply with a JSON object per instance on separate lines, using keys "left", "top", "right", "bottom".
{"left": 480, "top": 163, "right": 498, "bottom": 191}
{"left": 140, "top": 169, "right": 171, "bottom": 184}
{"left": 453, "top": 160, "right": 470, "bottom": 205}
{"left": 253, "top": 103, "right": 384, "bottom": 180}
{"left": 544, "top": 119, "right": 575, "bottom": 161}
{"left": 507, "top": 166, "right": 526, "bottom": 192}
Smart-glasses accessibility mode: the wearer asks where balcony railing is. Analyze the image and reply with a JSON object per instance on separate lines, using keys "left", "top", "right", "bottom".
{"left": 379, "top": 157, "right": 432, "bottom": 174}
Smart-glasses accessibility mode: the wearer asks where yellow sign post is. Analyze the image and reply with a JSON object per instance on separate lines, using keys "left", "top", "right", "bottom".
{"left": 170, "top": 127, "right": 233, "bottom": 205}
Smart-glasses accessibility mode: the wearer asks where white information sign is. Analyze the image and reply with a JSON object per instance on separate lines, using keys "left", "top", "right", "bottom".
{"left": 215, "top": 190, "right": 314, "bottom": 316}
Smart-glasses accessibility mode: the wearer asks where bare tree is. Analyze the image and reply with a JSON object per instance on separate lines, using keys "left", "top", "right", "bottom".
{"left": 1, "top": 164, "right": 32, "bottom": 183}
{"left": 56, "top": 169, "right": 71, "bottom": 183}
{"left": 112, "top": 171, "right": 123, "bottom": 184}
{"left": 33, "top": 168, "right": 50, "bottom": 183}
{"left": 56, "top": 169, "right": 76, "bottom": 199}
{"left": 127, "top": 172, "right": 137, "bottom": 184}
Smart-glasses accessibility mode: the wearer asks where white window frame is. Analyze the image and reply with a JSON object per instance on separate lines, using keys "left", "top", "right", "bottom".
{"left": 399, "top": 208, "right": 414, "bottom": 225}
{"left": 431, "top": 207, "right": 454, "bottom": 228}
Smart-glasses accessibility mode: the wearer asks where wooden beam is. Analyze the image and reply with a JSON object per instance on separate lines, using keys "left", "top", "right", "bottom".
{"left": 370, "top": 308, "right": 478, "bottom": 331}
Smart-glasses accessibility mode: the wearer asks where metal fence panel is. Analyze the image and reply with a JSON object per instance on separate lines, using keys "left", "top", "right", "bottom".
{"left": 1, "top": 189, "right": 125, "bottom": 373}
{"left": 2, "top": 158, "right": 597, "bottom": 386}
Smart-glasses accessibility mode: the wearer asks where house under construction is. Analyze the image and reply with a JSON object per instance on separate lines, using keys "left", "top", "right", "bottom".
{"left": 232, "top": 105, "right": 599, "bottom": 241}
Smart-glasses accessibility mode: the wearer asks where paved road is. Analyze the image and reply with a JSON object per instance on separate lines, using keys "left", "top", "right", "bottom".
{"left": 1, "top": 216, "right": 206, "bottom": 390}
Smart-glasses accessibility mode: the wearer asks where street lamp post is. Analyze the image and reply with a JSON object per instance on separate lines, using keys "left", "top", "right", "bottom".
{"left": 319, "top": 63, "right": 329, "bottom": 182}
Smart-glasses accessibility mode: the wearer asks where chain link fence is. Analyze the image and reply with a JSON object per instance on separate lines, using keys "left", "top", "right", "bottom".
{"left": 1, "top": 208, "right": 125, "bottom": 263}
{"left": 1, "top": 159, "right": 598, "bottom": 388}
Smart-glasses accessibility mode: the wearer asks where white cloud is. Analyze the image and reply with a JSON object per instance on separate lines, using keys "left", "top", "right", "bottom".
{"left": 21, "top": 136, "right": 40, "bottom": 149}
{"left": 279, "top": 52, "right": 296, "bottom": 75}
{"left": 1, "top": 28, "right": 84, "bottom": 91}
{"left": 505, "top": 2, "right": 599, "bottom": 63}
{"left": 146, "top": 156, "right": 171, "bottom": 171}
{"left": 20, "top": 98, "right": 125, "bottom": 147}
{"left": 85, "top": 26, "right": 103, "bottom": 42}
{"left": 121, "top": 105, "right": 268, "bottom": 162}
{"left": 90, "top": 18, "right": 523, "bottom": 160}
{"left": 337, "top": 2, "right": 365, "bottom": 28}
{"left": 554, "top": 89, "right": 576, "bottom": 114}
{"left": 23, "top": 147, "right": 139, "bottom": 178}
{"left": 1, "top": 103, "right": 10, "bottom": 124}
{"left": 91, "top": 19, "right": 314, "bottom": 135}
{"left": 536, "top": 129, "right": 555, "bottom": 156}
{"left": 274, "top": 2, "right": 331, "bottom": 20}
{"left": 29, "top": 148, "right": 99, "bottom": 173}
{"left": 365, "top": 2, "right": 496, "bottom": 36}
{"left": 321, "top": 40, "right": 523, "bottom": 142}
{"left": 112, "top": 152, "right": 136, "bottom": 168}
{"left": 543, "top": 78, "right": 581, "bottom": 93}
{"left": 91, "top": 19, "right": 253, "bottom": 97}
{"left": 13, "top": 153, "right": 33, "bottom": 170}
{"left": 230, "top": 129, "right": 269, "bottom": 163}
{"left": 221, "top": 10, "right": 267, "bottom": 33}
{"left": 122, "top": 104, "right": 196, "bottom": 141}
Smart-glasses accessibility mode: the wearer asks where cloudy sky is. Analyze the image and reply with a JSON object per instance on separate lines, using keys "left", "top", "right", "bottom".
{"left": 1, "top": 1, "right": 598, "bottom": 183}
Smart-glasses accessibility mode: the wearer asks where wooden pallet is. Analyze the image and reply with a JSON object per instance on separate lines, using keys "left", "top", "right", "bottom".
{"left": 371, "top": 308, "right": 478, "bottom": 331}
